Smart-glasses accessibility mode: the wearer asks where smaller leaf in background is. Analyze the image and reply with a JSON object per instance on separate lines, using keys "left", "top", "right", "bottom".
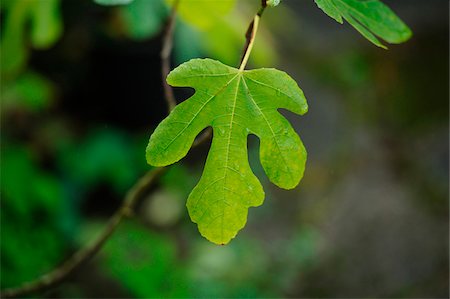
{"left": 94, "top": 0, "right": 134, "bottom": 6}
{"left": 314, "top": 0, "right": 412, "bottom": 48}
{"left": 120, "top": 0, "right": 168, "bottom": 40}
{"left": 101, "top": 221, "right": 190, "bottom": 298}
{"left": 315, "top": 0, "right": 343, "bottom": 23}
{"left": 166, "top": 0, "right": 235, "bottom": 29}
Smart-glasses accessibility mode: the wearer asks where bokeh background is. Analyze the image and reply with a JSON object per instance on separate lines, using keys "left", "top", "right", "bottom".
{"left": 1, "top": 0, "right": 448, "bottom": 298}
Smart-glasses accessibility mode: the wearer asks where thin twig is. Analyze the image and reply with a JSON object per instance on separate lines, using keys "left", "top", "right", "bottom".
{"left": 1, "top": 167, "right": 166, "bottom": 298}
{"left": 239, "top": 1, "right": 267, "bottom": 70}
{"left": 161, "top": 0, "right": 180, "bottom": 113}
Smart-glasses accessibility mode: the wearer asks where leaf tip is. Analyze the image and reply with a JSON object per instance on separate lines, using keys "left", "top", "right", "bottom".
{"left": 299, "top": 102, "right": 309, "bottom": 115}
{"left": 395, "top": 26, "right": 413, "bottom": 44}
{"left": 199, "top": 228, "right": 236, "bottom": 246}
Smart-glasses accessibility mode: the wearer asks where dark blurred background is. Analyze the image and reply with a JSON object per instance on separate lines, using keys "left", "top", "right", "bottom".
{"left": 1, "top": 0, "right": 448, "bottom": 298}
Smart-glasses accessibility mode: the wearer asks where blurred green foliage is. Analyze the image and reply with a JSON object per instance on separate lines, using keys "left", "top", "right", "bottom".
{"left": 57, "top": 129, "right": 146, "bottom": 194}
{"left": 1, "top": 145, "right": 61, "bottom": 219}
{"left": 1, "top": 145, "right": 66, "bottom": 289}
{"left": 0, "top": 0, "right": 66, "bottom": 283}
{"left": 101, "top": 221, "right": 189, "bottom": 298}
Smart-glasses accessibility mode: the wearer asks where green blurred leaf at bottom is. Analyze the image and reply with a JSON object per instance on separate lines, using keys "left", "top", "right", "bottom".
{"left": 101, "top": 221, "right": 190, "bottom": 298}
{"left": 1, "top": 217, "right": 65, "bottom": 289}
{"left": 1, "top": 145, "right": 66, "bottom": 289}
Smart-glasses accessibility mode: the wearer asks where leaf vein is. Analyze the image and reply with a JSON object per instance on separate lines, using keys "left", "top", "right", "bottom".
{"left": 162, "top": 73, "right": 240, "bottom": 150}
{"left": 242, "top": 77, "right": 295, "bottom": 183}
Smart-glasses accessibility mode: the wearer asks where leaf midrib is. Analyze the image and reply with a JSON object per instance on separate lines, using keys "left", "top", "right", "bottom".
{"left": 220, "top": 74, "right": 242, "bottom": 241}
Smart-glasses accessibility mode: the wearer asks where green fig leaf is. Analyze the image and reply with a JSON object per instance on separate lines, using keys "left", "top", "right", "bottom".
{"left": 146, "top": 59, "right": 308, "bottom": 244}
{"left": 314, "top": 0, "right": 412, "bottom": 48}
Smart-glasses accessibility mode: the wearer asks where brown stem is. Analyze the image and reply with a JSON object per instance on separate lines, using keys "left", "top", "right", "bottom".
{"left": 161, "top": 0, "right": 180, "bottom": 112}
{"left": 239, "top": 2, "right": 266, "bottom": 70}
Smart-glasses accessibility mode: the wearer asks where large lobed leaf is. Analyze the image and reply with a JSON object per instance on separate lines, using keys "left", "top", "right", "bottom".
{"left": 146, "top": 59, "right": 308, "bottom": 244}
{"left": 314, "top": 0, "right": 412, "bottom": 48}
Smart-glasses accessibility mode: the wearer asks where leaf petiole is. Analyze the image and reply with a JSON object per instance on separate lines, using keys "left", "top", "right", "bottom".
{"left": 239, "top": 2, "right": 268, "bottom": 71}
